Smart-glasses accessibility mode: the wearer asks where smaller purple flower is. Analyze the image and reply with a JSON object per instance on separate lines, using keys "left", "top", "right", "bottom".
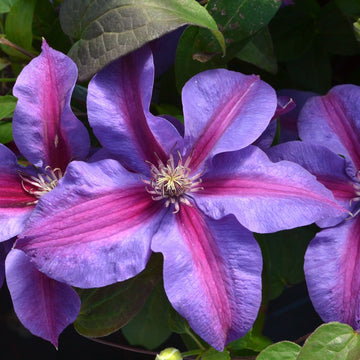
{"left": 0, "top": 40, "right": 87, "bottom": 346}
{"left": 268, "top": 84, "right": 360, "bottom": 330}
{"left": 16, "top": 47, "right": 345, "bottom": 350}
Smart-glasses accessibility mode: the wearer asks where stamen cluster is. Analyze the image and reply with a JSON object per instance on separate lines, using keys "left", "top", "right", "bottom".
{"left": 144, "top": 152, "right": 203, "bottom": 213}
{"left": 19, "top": 166, "right": 63, "bottom": 203}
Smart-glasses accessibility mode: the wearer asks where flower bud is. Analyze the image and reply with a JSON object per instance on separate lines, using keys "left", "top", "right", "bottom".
{"left": 155, "top": 347, "right": 182, "bottom": 360}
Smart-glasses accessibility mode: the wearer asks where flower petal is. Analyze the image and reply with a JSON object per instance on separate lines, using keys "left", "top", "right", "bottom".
{"left": 195, "top": 146, "right": 346, "bottom": 233}
{"left": 304, "top": 219, "right": 360, "bottom": 330}
{"left": 16, "top": 159, "right": 163, "bottom": 288}
{"left": 87, "top": 46, "right": 183, "bottom": 174}
{"left": 0, "top": 145, "right": 35, "bottom": 241}
{"left": 5, "top": 249, "right": 81, "bottom": 347}
{"left": 277, "top": 89, "right": 316, "bottom": 143}
{"left": 152, "top": 207, "right": 262, "bottom": 350}
{"left": 267, "top": 141, "right": 354, "bottom": 227}
{"left": 182, "top": 69, "right": 277, "bottom": 170}
{"left": 299, "top": 84, "right": 360, "bottom": 169}
{"left": 12, "top": 39, "right": 90, "bottom": 171}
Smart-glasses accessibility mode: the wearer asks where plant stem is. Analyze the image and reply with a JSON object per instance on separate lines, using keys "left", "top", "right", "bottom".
{"left": 0, "top": 37, "right": 36, "bottom": 58}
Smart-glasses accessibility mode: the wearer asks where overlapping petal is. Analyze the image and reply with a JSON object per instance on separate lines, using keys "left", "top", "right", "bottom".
{"left": 0, "top": 145, "right": 35, "bottom": 241}
{"left": 194, "top": 146, "right": 346, "bottom": 233}
{"left": 16, "top": 159, "right": 164, "bottom": 288}
{"left": 267, "top": 141, "right": 354, "bottom": 227}
{"left": 299, "top": 85, "right": 360, "bottom": 169}
{"left": 87, "top": 46, "right": 183, "bottom": 174}
{"left": 304, "top": 219, "right": 360, "bottom": 330}
{"left": 182, "top": 69, "right": 277, "bottom": 170}
{"left": 12, "top": 40, "right": 90, "bottom": 171}
{"left": 6, "top": 249, "right": 81, "bottom": 347}
{"left": 151, "top": 207, "right": 262, "bottom": 351}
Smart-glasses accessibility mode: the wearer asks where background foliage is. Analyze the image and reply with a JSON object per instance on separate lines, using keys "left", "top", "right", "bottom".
{"left": 1, "top": 0, "right": 360, "bottom": 359}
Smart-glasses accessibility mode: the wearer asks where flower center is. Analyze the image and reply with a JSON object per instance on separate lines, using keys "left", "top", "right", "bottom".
{"left": 144, "top": 152, "right": 203, "bottom": 213}
{"left": 19, "top": 166, "right": 63, "bottom": 203}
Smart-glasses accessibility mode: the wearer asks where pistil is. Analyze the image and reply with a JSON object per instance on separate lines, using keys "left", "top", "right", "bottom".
{"left": 19, "top": 166, "right": 63, "bottom": 203}
{"left": 143, "top": 152, "right": 203, "bottom": 213}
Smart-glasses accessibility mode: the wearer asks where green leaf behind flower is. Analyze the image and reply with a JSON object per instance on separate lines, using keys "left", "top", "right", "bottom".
{"left": 74, "top": 254, "right": 163, "bottom": 337}
{"left": 59, "top": 0, "right": 225, "bottom": 81}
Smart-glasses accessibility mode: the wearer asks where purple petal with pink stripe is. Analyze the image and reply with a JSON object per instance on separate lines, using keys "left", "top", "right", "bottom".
{"left": 0, "top": 145, "right": 35, "bottom": 241}
{"left": 87, "top": 46, "right": 183, "bottom": 174}
{"left": 195, "top": 146, "right": 346, "bottom": 233}
{"left": 299, "top": 85, "right": 360, "bottom": 170}
{"left": 152, "top": 207, "right": 262, "bottom": 350}
{"left": 182, "top": 69, "right": 277, "bottom": 170}
{"left": 12, "top": 40, "right": 90, "bottom": 171}
{"left": 16, "top": 159, "right": 164, "bottom": 288}
{"left": 267, "top": 141, "right": 355, "bottom": 227}
{"left": 6, "top": 249, "right": 81, "bottom": 347}
{"left": 304, "top": 218, "right": 360, "bottom": 329}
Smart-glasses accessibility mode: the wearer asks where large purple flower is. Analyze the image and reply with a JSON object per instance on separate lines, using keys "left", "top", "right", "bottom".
{"left": 0, "top": 40, "right": 88, "bottom": 346}
{"left": 16, "top": 47, "right": 344, "bottom": 350}
{"left": 267, "top": 84, "right": 360, "bottom": 330}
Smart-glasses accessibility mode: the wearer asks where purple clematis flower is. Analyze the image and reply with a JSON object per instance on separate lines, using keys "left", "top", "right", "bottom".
{"left": 16, "top": 47, "right": 345, "bottom": 350}
{"left": 0, "top": 40, "right": 89, "bottom": 346}
{"left": 267, "top": 84, "right": 360, "bottom": 330}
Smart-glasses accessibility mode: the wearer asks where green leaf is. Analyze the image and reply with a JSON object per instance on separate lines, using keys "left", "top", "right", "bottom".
{"left": 2, "top": 0, "right": 37, "bottom": 59}
{"left": 201, "top": 348, "right": 231, "bottom": 360}
{"left": 0, "top": 95, "right": 17, "bottom": 120}
{"left": 287, "top": 40, "right": 331, "bottom": 93}
{"left": 297, "top": 322, "right": 360, "bottom": 360}
{"left": 122, "top": 282, "right": 172, "bottom": 350}
{"left": 0, "top": 58, "right": 11, "bottom": 71}
{"left": 335, "top": 0, "right": 360, "bottom": 17}
{"left": 0, "top": 122, "right": 13, "bottom": 144}
{"left": 269, "top": 3, "right": 317, "bottom": 62}
{"left": 168, "top": 306, "right": 190, "bottom": 335}
{"left": 74, "top": 254, "right": 163, "bottom": 337}
{"left": 256, "top": 225, "right": 318, "bottom": 300}
{"left": 59, "top": 0, "right": 224, "bottom": 81}
{"left": 33, "top": 0, "right": 72, "bottom": 53}
{"left": 236, "top": 27, "right": 277, "bottom": 74}
{"left": 175, "top": 0, "right": 281, "bottom": 89}
{"left": 318, "top": 2, "right": 360, "bottom": 56}
{"left": 256, "top": 341, "right": 301, "bottom": 360}
{"left": 228, "top": 329, "right": 272, "bottom": 354}
{"left": 0, "top": 0, "right": 17, "bottom": 13}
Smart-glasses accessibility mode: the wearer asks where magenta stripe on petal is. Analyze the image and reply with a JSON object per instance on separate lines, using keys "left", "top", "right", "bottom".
{"left": 321, "top": 93, "right": 360, "bottom": 168}
{"left": 16, "top": 181, "right": 162, "bottom": 288}
{"left": 299, "top": 85, "right": 360, "bottom": 170}
{"left": 152, "top": 207, "right": 262, "bottom": 350}
{"left": 195, "top": 146, "right": 346, "bottom": 233}
{"left": 12, "top": 40, "right": 89, "bottom": 171}
{"left": 6, "top": 249, "right": 80, "bottom": 347}
{"left": 0, "top": 172, "right": 35, "bottom": 207}
{"left": 87, "top": 47, "right": 177, "bottom": 173}
{"left": 183, "top": 69, "right": 276, "bottom": 170}
{"left": 305, "top": 219, "right": 360, "bottom": 329}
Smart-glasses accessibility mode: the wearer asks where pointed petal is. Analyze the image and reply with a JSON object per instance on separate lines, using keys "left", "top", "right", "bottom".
{"left": 12, "top": 40, "right": 90, "bottom": 171}
{"left": 267, "top": 141, "right": 355, "bottom": 227}
{"left": 195, "top": 146, "right": 346, "bottom": 233}
{"left": 182, "top": 69, "right": 277, "bottom": 170}
{"left": 152, "top": 207, "right": 262, "bottom": 350}
{"left": 0, "top": 145, "right": 35, "bottom": 241}
{"left": 6, "top": 249, "right": 81, "bottom": 347}
{"left": 304, "top": 219, "right": 360, "bottom": 329}
{"left": 16, "top": 159, "right": 163, "bottom": 288}
{"left": 277, "top": 89, "right": 316, "bottom": 143}
{"left": 299, "top": 84, "right": 360, "bottom": 169}
{"left": 87, "top": 46, "right": 183, "bottom": 174}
